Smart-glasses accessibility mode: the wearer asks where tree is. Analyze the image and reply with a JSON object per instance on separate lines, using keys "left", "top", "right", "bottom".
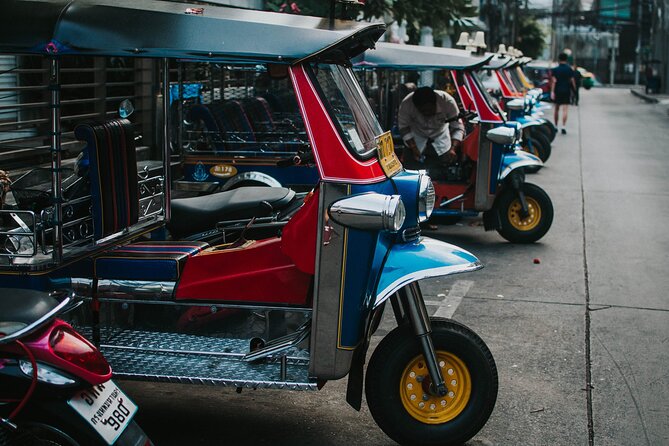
{"left": 514, "top": 14, "right": 546, "bottom": 58}
{"left": 265, "top": 1, "right": 478, "bottom": 44}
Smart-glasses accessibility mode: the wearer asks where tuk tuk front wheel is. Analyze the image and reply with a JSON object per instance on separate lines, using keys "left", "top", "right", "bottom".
{"left": 497, "top": 183, "right": 553, "bottom": 243}
{"left": 365, "top": 318, "right": 498, "bottom": 446}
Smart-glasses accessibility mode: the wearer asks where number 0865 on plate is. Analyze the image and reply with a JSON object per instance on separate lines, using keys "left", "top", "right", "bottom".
{"left": 68, "top": 380, "right": 137, "bottom": 445}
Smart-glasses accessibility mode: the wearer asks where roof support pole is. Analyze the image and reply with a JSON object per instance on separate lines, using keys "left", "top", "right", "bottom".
{"left": 49, "top": 56, "right": 62, "bottom": 264}
{"left": 162, "top": 58, "right": 171, "bottom": 223}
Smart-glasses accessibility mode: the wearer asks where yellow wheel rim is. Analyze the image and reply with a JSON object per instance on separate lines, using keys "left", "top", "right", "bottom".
{"left": 400, "top": 351, "right": 472, "bottom": 424}
{"left": 526, "top": 144, "right": 540, "bottom": 157}
{"left": 507, "top": 196, "right": 542, "bottom": 231}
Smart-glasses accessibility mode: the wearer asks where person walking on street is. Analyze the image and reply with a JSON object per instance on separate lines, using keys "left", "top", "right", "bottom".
{"left": 551, "top": 53, "right": 576, "bottom": 134}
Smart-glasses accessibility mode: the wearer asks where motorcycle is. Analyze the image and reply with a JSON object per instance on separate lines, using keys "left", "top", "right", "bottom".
{"left": 0, "top": 2, "right": 498, "bottom": 446}
{"left": 0, "top": 289, "right": 152, "bottom": 445}
{"left": 354, "top": 43, "right": 554, "bottom": 243}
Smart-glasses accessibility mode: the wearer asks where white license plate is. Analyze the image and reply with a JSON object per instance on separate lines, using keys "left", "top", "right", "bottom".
{"left": 68, "top": 380, "right": 137, "bottom": 445}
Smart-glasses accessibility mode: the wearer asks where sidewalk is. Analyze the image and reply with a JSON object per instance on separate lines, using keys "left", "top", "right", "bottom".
{"left": 630, "top": 88, "right": 669, "bottom": 115}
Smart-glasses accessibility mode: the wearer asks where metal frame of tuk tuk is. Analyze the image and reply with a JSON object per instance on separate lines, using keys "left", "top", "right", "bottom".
{"left": 0, "top": 4, "right": 502, "bottom": 444}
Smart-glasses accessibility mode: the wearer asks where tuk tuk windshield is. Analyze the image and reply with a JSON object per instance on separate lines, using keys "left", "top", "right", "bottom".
{"left": 310, "top": 64, "right": 384, "bottom": 159}
{"left": 470, "top": 71, "right": 503, "bottom": 115}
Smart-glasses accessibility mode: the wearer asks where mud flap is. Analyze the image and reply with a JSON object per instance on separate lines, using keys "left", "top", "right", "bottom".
{"left": 345, "top": 342, "right": 368, "bottom": 411}
{"left": 483, "top": 209, "right": 501, "bottom": 231}
{"left": 345, "top": 303, "right": 385, "bottom": 410}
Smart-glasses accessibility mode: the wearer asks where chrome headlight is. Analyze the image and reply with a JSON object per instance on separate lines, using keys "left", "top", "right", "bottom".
{"left": 506, "top": 98, "right": 525, "bottom": 111}
{"left": 417, "top": 173, "right": 435, "bottom": 223}
{"left": 329, "top": 193, "right": 406, "bottom": 232}
{"left": 486, "top": 126, "right": 517, "bottom": 145}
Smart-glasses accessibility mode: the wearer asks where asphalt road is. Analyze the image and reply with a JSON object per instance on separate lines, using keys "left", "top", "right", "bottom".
{"left": 122, "top": 88, "right": 669, "bottom": 445}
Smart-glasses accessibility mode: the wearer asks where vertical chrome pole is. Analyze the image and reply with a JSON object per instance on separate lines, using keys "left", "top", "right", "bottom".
{"left": 162, "top": 58, "right": 171, "bottom": 223}
{"left": 399, "top": 282, "right": 447, "bottom": 396}
{"left": 50, "top": 57, "right": 63, "bottom": 263}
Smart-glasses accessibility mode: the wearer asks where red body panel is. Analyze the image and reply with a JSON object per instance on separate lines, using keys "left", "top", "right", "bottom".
{"left": 495, "top": 69, "right": 522, "bottom": 98}
{"left": 280, "top": 188, "right": 319, "bottom": 275}
{"left": 462, "top": 126, "right": 480, "bottom": 161}
{"left": 452, "top": 70, "right": 475, "bottom": 112}
{"left": 175, "top": 238, "right": 312, "bottom": 305}
{"left": 15, "top": 319, "right": 112, "bottom": 386}
{"left": 289, "top": 65, "right": 386, "bottom": 184}
{"left": 433, "top": 182, "right": 475, "bottom": 211}
{"left": 464, "top": 72, "right": 504, "bottom": 124}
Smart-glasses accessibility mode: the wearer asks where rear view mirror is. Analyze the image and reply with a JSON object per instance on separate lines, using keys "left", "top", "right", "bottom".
{"left": 485, "top": 126, "right": 516, "bottom": 145}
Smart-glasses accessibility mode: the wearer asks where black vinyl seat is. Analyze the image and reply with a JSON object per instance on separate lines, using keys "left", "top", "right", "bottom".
{"left": 0, "top": 289, "right": 62, "bottom": 338}
{"left": 169, "top": 187, "right": 295, "bottom": 238}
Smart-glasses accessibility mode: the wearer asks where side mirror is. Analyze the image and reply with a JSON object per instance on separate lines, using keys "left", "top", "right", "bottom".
{"left": 118, "top": 99, "right": 134, "bottom": 119}
{"left": 506, "top": 98, "right": 525, "bottom": 111}
{"left": 485, "top": 126, "right": 516, "bottom": 145}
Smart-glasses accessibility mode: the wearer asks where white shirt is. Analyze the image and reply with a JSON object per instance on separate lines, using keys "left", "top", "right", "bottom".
{"left": 398, "top": 90, "right": 465, "bottom": 156}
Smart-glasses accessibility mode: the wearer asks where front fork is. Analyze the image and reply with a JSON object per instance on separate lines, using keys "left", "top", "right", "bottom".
{"left": 394, "top": 283, "right": 447, "bottom": 396}
{"left": 509, "top": 170, "right": 529, "bottom": 219}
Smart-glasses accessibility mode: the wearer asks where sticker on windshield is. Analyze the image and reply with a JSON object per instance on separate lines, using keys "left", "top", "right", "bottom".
{"left": 347, "top": 128, "right": 365, "bottom": 153}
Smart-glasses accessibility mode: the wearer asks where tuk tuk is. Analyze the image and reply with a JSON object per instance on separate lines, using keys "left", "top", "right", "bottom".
{"left": 479, "top": 54, "right": 555, "bottom": 162}
{"left": 354, "top": 42, "right": 554, "bottom": 243}
{"left": 0, "top": 1, "right": 498, "bottom": 445}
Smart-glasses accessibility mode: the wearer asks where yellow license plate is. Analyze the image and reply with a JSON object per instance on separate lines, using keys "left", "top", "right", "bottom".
{"left": 376, "top": 131, "right": 402, "bottom": 178}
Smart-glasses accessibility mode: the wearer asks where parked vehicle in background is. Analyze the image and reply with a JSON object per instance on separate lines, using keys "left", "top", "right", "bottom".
{"left": 0, "top": 2, "right": 498, "bottom": 445}
{"left": 354, "top": 43, "right": 554, "bottom": 243}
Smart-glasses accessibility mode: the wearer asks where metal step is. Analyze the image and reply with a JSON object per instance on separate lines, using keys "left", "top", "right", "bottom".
{"left": 82, "top": 327, "right": 317, "bottom": 390}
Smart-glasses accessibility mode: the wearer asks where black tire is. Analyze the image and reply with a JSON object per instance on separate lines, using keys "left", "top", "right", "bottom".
{"left": 522, "top": 133, "right": 551, "bottom": 163}
{"left": 496, "top": 182, "right": 553, "bottom": 243}
{"left": 365, "top": 318, "right": 498, "bottom": 446}
{"left": 531, "top": 123, "right": 554, "bottom": 144}
{"left": 4, "top": 422, "right": 81, "bottom": 446}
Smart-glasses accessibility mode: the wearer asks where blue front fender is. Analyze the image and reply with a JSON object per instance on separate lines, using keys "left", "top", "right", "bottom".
{"left": 514, "top": 116, "right": 545, "bottom": 129}
{"left": 374, "top": 237, "right": 482, "bottom": 308}
{"left": 500, "top": 149, "right": 542, "bottom": 180}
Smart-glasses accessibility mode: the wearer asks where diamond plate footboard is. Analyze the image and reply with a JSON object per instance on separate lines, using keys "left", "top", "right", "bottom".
{"left": 83, "top": 328, "right": 317, "bottom": 390}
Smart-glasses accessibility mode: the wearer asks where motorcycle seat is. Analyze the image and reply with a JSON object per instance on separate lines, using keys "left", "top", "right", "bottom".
{"left": 169, "top": 187, "right": 295, "bottom": 238}
{"left": 0, "top": 289, "right": 60, "bottom": 337}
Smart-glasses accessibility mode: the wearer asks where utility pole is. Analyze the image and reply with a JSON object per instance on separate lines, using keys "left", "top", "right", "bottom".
{"left": 609, "top": 30, "right": 618, "bottom": 85}
{"left": 551, "top": 0, "right": 558, "bottom": 60}
{"left": 634, "top": 0, "right": 642, "bottom": 85}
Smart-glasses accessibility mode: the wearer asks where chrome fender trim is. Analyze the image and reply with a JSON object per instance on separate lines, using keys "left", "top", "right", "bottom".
{"left": 221, "top": 172, "right": 282, "bottom": 190}
{"left": 374, "top": 237, "right": 483, "bottom": 308}
{"left": 500, "top": 150, "right": 543, "bottom": 180}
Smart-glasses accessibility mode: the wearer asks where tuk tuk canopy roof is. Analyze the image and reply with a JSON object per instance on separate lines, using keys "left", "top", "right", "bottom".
{"left": 0, "top": 0, "right": 385, "bottom": 64}
{"left": 353, "top": 42, "right": 492, "bottom": 70}
{"left": 526, "top": 60, "right": 556, "bottom": 70}
{"left": 483, "top": 53, "right": 513, "bottom": 70}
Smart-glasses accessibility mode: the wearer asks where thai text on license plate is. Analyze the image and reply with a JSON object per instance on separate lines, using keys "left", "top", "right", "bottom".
{"left": 68, "top": 380, "right": 137, "bottom": 445}
{"left": 376, "top": 131, "right": 402, "bottom": 178}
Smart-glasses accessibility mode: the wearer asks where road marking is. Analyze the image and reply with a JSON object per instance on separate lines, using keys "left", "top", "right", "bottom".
{"left": 431, "top": 280, "right": 474, "bottom": 319}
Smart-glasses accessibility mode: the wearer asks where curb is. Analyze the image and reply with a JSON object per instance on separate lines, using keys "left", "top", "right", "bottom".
{"left": 630, "top": 89, "right": 660, "bottom": 104}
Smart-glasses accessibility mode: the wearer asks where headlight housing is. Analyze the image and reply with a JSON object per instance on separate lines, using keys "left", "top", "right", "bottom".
{"left": 417, "top": 173, "right": 435, "bottom": 223}
{"left": 329, "top": 193, "right": 406, "bottom": 232}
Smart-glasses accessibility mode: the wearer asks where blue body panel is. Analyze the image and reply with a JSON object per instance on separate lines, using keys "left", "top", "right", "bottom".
{"left": 513, "top": 115, "right": 544, "bottom": 129}
{"left": 500, "top": 149, "right": 542, "bottom": 179}
{"left": 183, "top": 161, "right": 320, "bottom": 188}
{"left": 374, "top": 237, "right": 482, "bottom": 307}
{"left": 337, "top": 170, "right": 422, "bottom": 348}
